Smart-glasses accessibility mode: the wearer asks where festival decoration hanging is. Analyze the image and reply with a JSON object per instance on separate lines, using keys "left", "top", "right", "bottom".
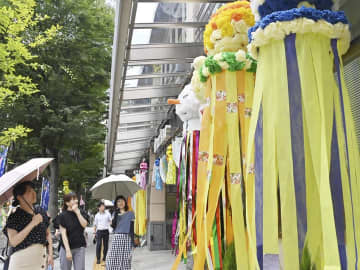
{"left": 168, "top": 83, "right": 202, "bottom": 263}
{"left": 189, "top": 2, "right": 257, "bottom": 269}
{"left": 245, "top": 0, "right": 359, "bottom": 269}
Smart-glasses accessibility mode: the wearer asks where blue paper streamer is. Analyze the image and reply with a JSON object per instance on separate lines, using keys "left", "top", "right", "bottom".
{"left": 285, "top": 34, "right": 307, "bottom": 258}
{"left": 332, "top": 38, "right": 358, "bottom": 269}
{"left": 255, "top": 106, "right": 264, "bottom": 269}
{"left": 330, "top": 112, "right": 347, "bottom": 269}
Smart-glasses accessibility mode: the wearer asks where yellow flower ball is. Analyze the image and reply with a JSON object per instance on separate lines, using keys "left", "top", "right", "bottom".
{"left": 204, "top": 1, "right": 255, "bottom": 55}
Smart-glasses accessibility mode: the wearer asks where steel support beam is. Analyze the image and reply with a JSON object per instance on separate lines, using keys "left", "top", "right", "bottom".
{"left": 133, "top": 22, "right": 206, "bottom": 29}
{"left": 122, "top": 86, "right": 181, "bottom": 100}
{"left": 112, "top": 165, "right": 137, "bottom": 173}
{"left": 115, "top": 141, "right": 150, "bottom": 153}
{"left": 117, "top": 129, "right": 156, "bottom": 140}
{"left": 121, "top": 103, "right": 170, "bottom": 110}
{"left": 128, "top": 43, "right": 204, "bottom": 61}
{"left": 138, "top": 0, "right": 232, "bottom": 2}
{"left": 125, "top": 71, "right": 188, "bottom": 80}
{"left": 114, "top": 151, "right": 145, "bottom": 160}
{"left": 120, "top": 111, "right": 168, "bottom": 123}
{"left": 119, "top": 121, "right": 161, "bottom": 130}
{"left": 116, "top": 138, "right": 149, "bottom": 145}
{"left": 114, "top": 147, "right": 149, "bottom": 156}
{"left": 106, "top": 0, "right": 133, "bottom": 171}
{"left": 113, "top": 159, "right": 140, "bottom": 167}
{"left": 127, "top": 58, "right": 194, "bottom": 66}
{"left": 124, "top": 85, "right": 182, "bottom": 91}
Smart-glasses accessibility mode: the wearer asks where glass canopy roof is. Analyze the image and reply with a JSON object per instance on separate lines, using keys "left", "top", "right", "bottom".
{"left": 106, "top": 0, "right": 233, "bottom": 174}
{"left": 106, "top": 0, "right": 360, "bottom": 174}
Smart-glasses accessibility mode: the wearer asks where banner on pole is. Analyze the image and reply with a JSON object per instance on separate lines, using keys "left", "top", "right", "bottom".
{"left": 40, "top": 178, "right": 50, "bottom": 211}
{"left": 0, "top": 147, "right": 8, "bottom": 177}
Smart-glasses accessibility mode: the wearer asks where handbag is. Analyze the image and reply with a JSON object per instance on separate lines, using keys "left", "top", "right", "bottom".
{"left": 0, "top": 238, "right": 11, "bottom": 270}
{"left": 111, "top": 210, "right": 119, "bottom": 229}
{"left": 93, "top": 233, "right": 96, "bottom": 244}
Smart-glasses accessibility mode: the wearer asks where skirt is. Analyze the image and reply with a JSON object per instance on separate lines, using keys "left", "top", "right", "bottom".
{"left": 9, "top": 244, "right": 47, "bottom": 270}
{"left": 106, "top": 234, "right": 132, "bottom": 270}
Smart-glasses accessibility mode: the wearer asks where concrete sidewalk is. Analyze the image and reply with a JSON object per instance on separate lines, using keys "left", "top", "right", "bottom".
{"left": 132, "top": 247, "right": 187, "bottom": 270}
{"left": 54, "top": 227, "right": 188, "bottom": 270}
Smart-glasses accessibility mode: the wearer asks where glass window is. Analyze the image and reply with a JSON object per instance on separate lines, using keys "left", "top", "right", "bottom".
{"left": 132, "top": 3, "right": 221, "bottom": 45}
{"left": 135, "top": 3, "right": 221, "bottom": 24}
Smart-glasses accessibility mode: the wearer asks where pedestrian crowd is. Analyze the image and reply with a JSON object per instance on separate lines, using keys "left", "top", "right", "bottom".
{"left": 1, "top": 181, "right": 136, "bottom": 270}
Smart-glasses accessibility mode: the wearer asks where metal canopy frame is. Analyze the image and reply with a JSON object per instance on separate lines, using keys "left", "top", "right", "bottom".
{"left": 128, "top": 43, "right": 203, "bottom": 61}
{"left": 134, "top": 22, "right": 206, "bottom": 29}
{"left": 125, "top": 71, "right": 189, "bottom": 80}
{"left": 128, "top": 58, "right": 194, "bottom": 66}
{"left": 122, "top": 88, "right": 181, "bottom": 100}
{"left": 106, "top": 0, "right": 226, "bottom": 174}
{"left": 121, "top": 103, "right": 170, "bottom": 110}
{"left": 137, "top": 0, "right": 232, "bottom": 2}
{"left": 120, "top": 111, "right": 168, "bottom": 124}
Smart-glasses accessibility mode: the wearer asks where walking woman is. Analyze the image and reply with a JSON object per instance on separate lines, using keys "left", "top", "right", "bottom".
{"left": 58, "top": 193, "right": 89, "bottom": 270}
{"left": 4, "top": 181, "right": 54, "bottom": 270}
{"left": 106, "top": 195, "right": 135, "bottom": 270}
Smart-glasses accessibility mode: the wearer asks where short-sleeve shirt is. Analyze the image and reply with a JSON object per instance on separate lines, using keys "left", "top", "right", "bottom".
{"left": 4, "top": 207, "right": 50, "bottom": 253}
{"left": 94, "top": 211, "right": 111, "bottom": 231}
{"left": 114, "top": 211, "right": 135, "bottom": 234}
{"left": 58, "top": 210, "right": 89, "bottom": 249}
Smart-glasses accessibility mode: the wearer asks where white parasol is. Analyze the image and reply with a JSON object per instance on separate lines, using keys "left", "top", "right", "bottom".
{"left": 90, "top": 174, "right": 141, "bottom": 200}
{"left": 0, "top": 158, "right": 53, "bottom": 204}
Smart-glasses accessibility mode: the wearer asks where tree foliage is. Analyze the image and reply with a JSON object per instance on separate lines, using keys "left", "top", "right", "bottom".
{"left": 5, "top": 0, "right": 114, "bottom": 216}
{"left": 0, "top": 0, "right": 59, "bottom": 146}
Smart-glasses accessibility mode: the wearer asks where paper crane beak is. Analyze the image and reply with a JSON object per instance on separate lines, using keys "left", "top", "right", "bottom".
{"left": 167, "top": 99, "right": 181, "bottom": 105}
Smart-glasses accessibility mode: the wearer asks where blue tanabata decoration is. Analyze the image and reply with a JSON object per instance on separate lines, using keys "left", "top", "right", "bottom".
{"left": 257, "top": 0, "right": 334, "bottom": 19}
{"left": 154, "top": 159, "right": 163, "bottom": 190}
{"left": 248, "top": 7, "right": 348, "bottom": 41}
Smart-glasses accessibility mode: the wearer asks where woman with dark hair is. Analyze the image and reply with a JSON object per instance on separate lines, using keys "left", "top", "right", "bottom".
{"left": 4, "top": 181, "right": 53, "bottom": 270}
{"left": 106, "top": 195, "right": 135, "bottom": 270}
{"left": 58, "top": 193, "right": 89, "bottom": 270}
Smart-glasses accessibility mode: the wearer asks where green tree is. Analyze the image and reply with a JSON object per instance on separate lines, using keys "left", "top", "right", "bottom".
{"left": 0, "top": 0, "right": 58, "bottom": 146}
{"left": 6, "top": 0, "right": 114, "bottom": 217}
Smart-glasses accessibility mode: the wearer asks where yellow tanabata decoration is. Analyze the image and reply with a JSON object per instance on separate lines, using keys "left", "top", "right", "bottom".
{"left": 245, "top": 7, "right": 360, "bottom": 268}
{"left": 192, "top": 68, "right": 256, "bottom": 270}
{"left": 135, "top": 189, "right": 147, "bottom": 236}
{"left": 203, "top": 1, "right": 255, "bottom": 55}
{"left": 63, "top": 180, "right": 71, "bottom": 194}
{"left": 166, "top": 145, "right": 177, "bottom": 185}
